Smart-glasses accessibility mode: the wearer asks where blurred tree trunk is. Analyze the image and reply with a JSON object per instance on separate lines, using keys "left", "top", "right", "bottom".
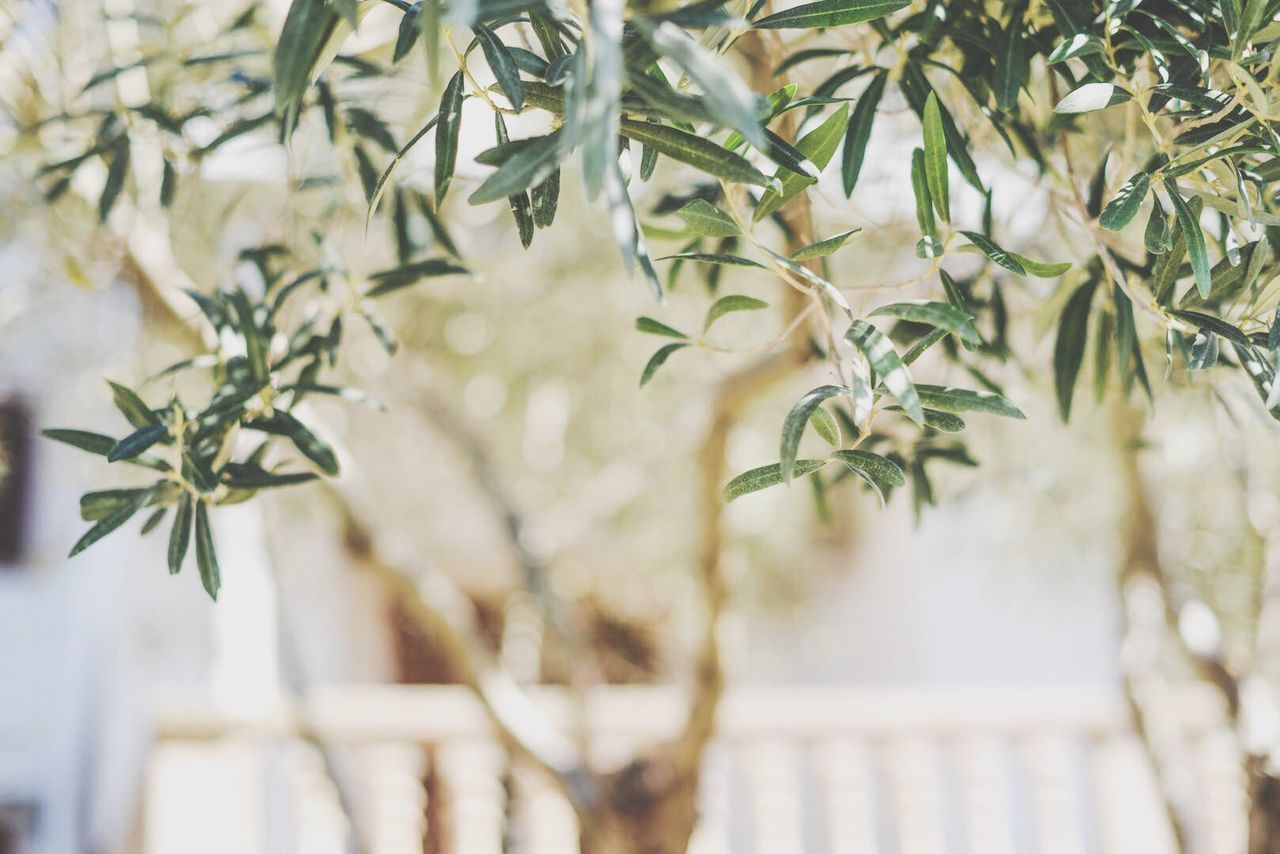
{"left": 1115, "top": 399, "right": 1280, "bottom": 854}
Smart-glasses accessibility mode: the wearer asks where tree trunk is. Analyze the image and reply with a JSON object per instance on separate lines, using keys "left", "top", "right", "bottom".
{"left": 1247, "top": 762, "right": 1280, "bottom": 854}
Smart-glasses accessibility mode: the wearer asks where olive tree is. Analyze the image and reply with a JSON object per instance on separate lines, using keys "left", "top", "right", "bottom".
{"left": 14, "top": 0, "right": 1280, "bottom": 850}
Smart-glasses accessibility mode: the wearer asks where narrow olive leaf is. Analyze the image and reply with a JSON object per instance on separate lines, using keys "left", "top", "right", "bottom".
{"left": 620, "top": 120, "right": 771, "bottom": 187}
{"left": 109, "top": 381, "right": 161, "bottom": 428}
{"left": 469, "top": 131, "right": 569, "bottom": 204}
{"left": 602, "top": 162, "right": 663, "bottom": 301}
{"left": 791, "top": 228, "right": 860, "bottom": 261}
{"left": 870, "top": 301, "right": 981, "bottom": 346}
{"left": 1269, "top": 308, "right": 1280, "bottom": 351}
{"left": 657, "top": 252, "right": 764, "bottom": 268}
{"left": 140, "top": 506, "right": 168, "bottom": 536}
{"left": 494, "top": 113, "right": 534, "bottom": 247}
{"left": 80, "top": 488, "right": 148, "bottom": 521}
{"left": 755, "top": 104, "right": 849, "bottom": 221}
{"left": 1145, "top": 194, "right": 1170, "bottom": 254}
{"left": 1048, "top": 32, "right": 1104, "bottom": 63}
{"left": 922, "top": 409, "right": 966, "bottom": 432}
{"left": 194, "top": 500, "right": 220, "bottom": 600}
{"left": 1151, "top": 195, "right": 1201, "bottom": 304}
{"left": 1170, "top": 309, "right": 1250, "bottom": 347}
{"left": 761, "top": 247, "right": 851, "bottom": 315}
{"left": 43, "top": 428, "right": 116, "bottom": 456}
{"left": 70, "top": 487, "right": 155, "bottom": 557}
{"left": 922, "top": 93, "right": 949, "bottom": 222}
{"left": 831, "top": 449, "right": 906, "bottom": 486}
{"left": 531, "top": 170, "right": 560, "bottom": 228}
{"left": 435, "top": 71, "right": 465, "bottom": 204}
{"left": 1008, "top": 255, "right": 1071, "bottom": 278}
{"left": 1100, "top": 172, "right": 1150, "bottom": 230}
{"left": 1163, "top": 177, "right": 1211, "bottom": 298}
{"left": 959, "top": 231, "right": 1026, "bottom": 276}
{"left": 994, "top": 10, "right": 1026, "bottom": 112}
{"left": 364, "top": 258, "right": 470, "bottom": 297}
{"left": 760, "top": 129, "right": 818, "bottom": 178}
{"left": 273, "top": 0, "right": 341, "bottom": 129}
{"left": 394, "top": 3, "right": 422, "bottom": 62}
{"left": 98, "top": 138, "right": 130, "bottom": 223}
{"left": 914, "top": 384, "right": 1025, "bottom": 418}
{"left": 842, "top": 70, "right": 886, "bottom": 197}
{"left": 1053, "top": 278, "right": 1098, "bottom": 421}
{"left": 107, "top": 423, "right": 169, "bottom": 463}
{"left": 910, "top": 148, "right": 936, "bottom": 238}
{"left": 677, "top": 199, "right": 740, "bottom": 237}
{"left": 1187, "top": 330, "right": 1219, "bottom": 371}
{"left": 704, "top": 295, "right": 768, "bottom": 331}
{"left": 754, "top": 0, "right": 909, "bottom": 28}
{"left": 365, "top": 114, "right": 439, "bottom": 230}
{"left": 1053, "top": 83, "right": 1132, "bottom": 114}
{"left": 781, "top": 385, "right": 849, "bottom": 484}
{"left": 845, "top": 320, "right": 923, "bottom": 425}
{"left": 810, "top": 406, "right": 841, "bottom": 445}
{"left": 640, "top": 342, "right": 689, "bottom": 387}
{"left": 160, "top": 158, "right": 177, "bottom": 208}
{"left": 474, "top": 25, "right": 523, "bottom": 110}
{"left": 636, "top": 316, "right": 688, "bottom": 338}
{"left": 723, "top": 459, "right": 827, "bottom": 502}
{"left": 1233, "top": 342, "right": 1280, "bottom": 418}
{"left": 168, "top": 493, "right": 193, "bottom": 575}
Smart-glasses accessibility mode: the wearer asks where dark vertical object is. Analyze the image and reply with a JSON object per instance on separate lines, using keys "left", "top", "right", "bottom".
{"left": 0, "top": 399, "right": 32, "bottom": 566}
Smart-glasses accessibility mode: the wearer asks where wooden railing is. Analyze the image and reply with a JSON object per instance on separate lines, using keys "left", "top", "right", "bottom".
{"left": 143, "top": 685, "right": 1245, "bottom": 854}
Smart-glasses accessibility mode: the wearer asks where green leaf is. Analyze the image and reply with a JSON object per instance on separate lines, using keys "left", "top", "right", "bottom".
{"left": 98, "top": 138, "right": 130, "bottom": 223}
{"left": 704, "top": 295, "right": 768, "bottom": 332}
{"left": 922, "top": 93, "right": 949, "bottom": 222}
{"left": 109, "top": 381, "right": 161, "bottom": 428}
{"left": 531, "top": 170, "right": 560, "bottom": 228}
{"left": 993, "top": 8, "right": 1027, "bottom": 112}
{"left": 1163, "top": 177, "right": 1211, "bottom": 299}
{"left": 1145, "top": 194, "right": 1170, "bottom": 254}
{"left": 640, "top": 342, "right": 689, "bottom": 387}
{"left": 842, "top": 70, "right": 886, "bottom": 197}
{"left": 469, "top": 131, "right": 570, "bottom": 204}
{"left": 1048, "top": 33, "right": 1104, "bottom": 63}
{"left": 677, "top": 199, "right": 740, "bottom": 237}
{"left": 249, "top": 411, "right": 340, "bottom": 475}
{"left": 914, "top": 384, "right": 1025, "bottom": 418}
{"left": 1100, "top": 172, "right": 1150, "bottom": 230}
{"left": 107, "top": 423, "right": 169, "bottom": 463}
{"left": 1170, "top": 309, "right": 1249, "bottom": 347}
{"left": 1008, "top": 254, "right": 1071, "bottom": 278}
{"left": 168, "top": 493, "right": 193, "bottom": 575}
{"left": 1053, "top": 278, "right": 1098, "bottom": 421}
{"left": 755, "top": 104, "right": 849, "bottom": 221}
{"left": 140, "top": 506, "right": 168, "bottom": 536}
{"left": 791, "top": 228, "right": 860, "bottom": 261}
{"left": 959, "top": 232, "right": 1026, "bottom": 276}
{"left": 365, "top": 113, "right": 439, "bottom": 230}
{"left": 1053, "top": 83, "right": 1132, "bottom": 114}
{"left": 70, "top": 486, "right": 155, "bottom": 557}
{"left": 273, "top": 0, "right": 341, "bottom": 129}
{"left": 620, "top": 121, "right": 772, "bottom": 187}
{"left": 1187, "top": 330, "right": 1219, "bottom": 371}
{"left": 364, "top": 258, "right": 469, "bottom": 298}
{"left": 910, "top": 148, "right": 936, "bottom": 238}
{"left": 844, "top": 320, "right": 922, "bottom": 425}
{"left": 435, "top": 71, "right": 465, "bottom": 204}
{"left": 780, "top": 385, "right": 848, "bottom": 484}
{"left": 636, "top": 316, "right": 688, "bottom": 338}
{"left": 760, "top": 247, "right": 852, "bottom": 315}
{"left": 922, "top": 409, "right": 966, "bottom": 432}
{"left": 723, "top": 460, "right": 827, "bottom": 502}
{"left": 43, "top": 428, "right": 116, "bottom": 457}
{"left": 870, "top": 300, "right": 981, "bottom": 346}
{"left": 754, "top": 0, "right": 909, "bottom": 28}
{"left": 831, "top": 449, "right": 905, "bottom": 486}
{"left": 494, "top": 113, "right": 534, "bottom": 247}
{"left": 394, "top": 3, "right": 422, "bottom": 62}
{"left": 80, "top": 488, "right": 150, "bottom": 522}
{"left": 810, "top": 406, "right": 841, "bottom": 445}
{"left": 657, "top": 252, "right": 764, "bottom": 268}
{"left": 474, "top": 25, "right": 523, "bottom": 111}
{"left": 195, "top": 500, "right": 220, "bottom": 601}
